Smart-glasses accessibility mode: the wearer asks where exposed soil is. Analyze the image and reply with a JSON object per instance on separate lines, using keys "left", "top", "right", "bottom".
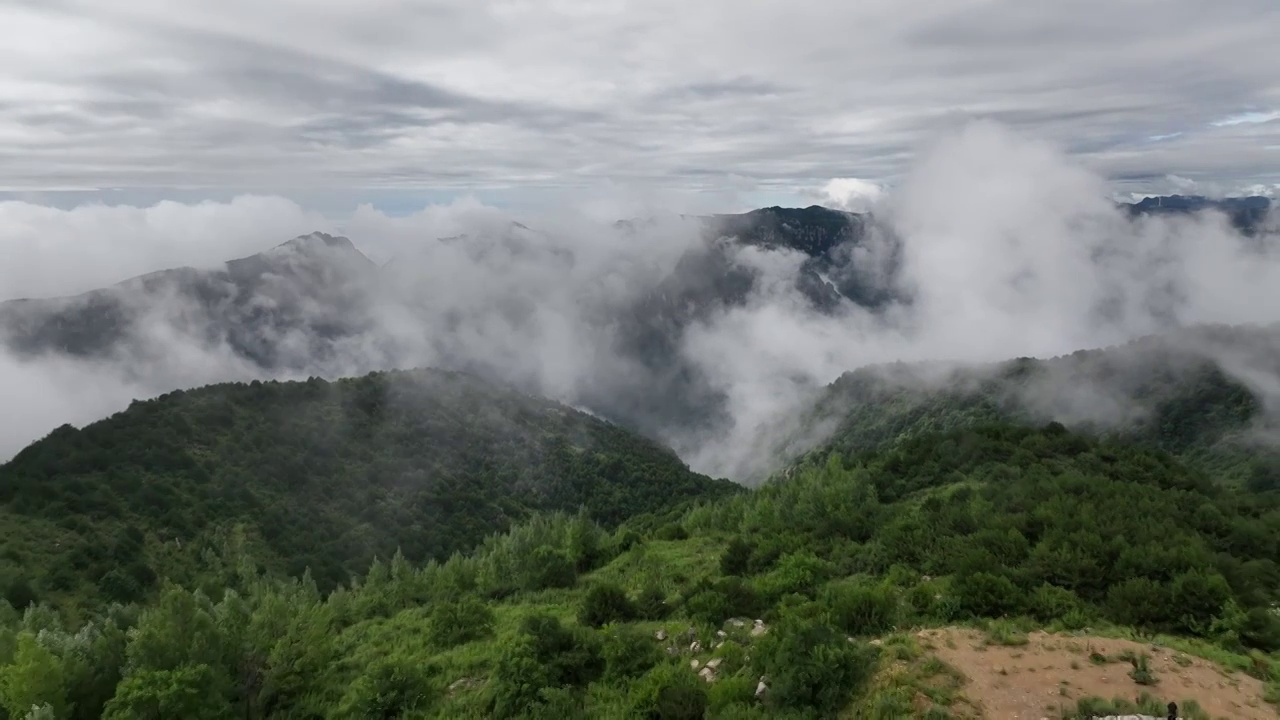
{"left": 915, "top": 628, "right": 1278, "bottom": 720}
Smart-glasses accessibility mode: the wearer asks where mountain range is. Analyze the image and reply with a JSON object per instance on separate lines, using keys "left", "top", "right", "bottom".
{"left": 1, "top": 197, "right": 1279, "bottom": 718}
{"left": 5, "top": 196, "right": 1270, "bottom": 477}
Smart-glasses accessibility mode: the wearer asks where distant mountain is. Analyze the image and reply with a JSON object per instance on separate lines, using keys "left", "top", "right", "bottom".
{"left": 0, "top": 209, "right": 895, "bottom": 465}
{"left": 781, "top": 323, "right": 1280, "bottom": 487}
{"left": 0, "top": 200, "right": 1272, "bottom": 476}
{"left": 0, "top": 232, "right": 381, "bottom": 370}
{"left": 1123, "top": 194, "right": 1272, "bottom": 234}
{"left": 0, "top": 367, "right": 737, "bottom": 608}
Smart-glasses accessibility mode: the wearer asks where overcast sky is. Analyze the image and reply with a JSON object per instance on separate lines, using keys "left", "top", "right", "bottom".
{"left": 2, "top": 0, "right": 1279, "bottom": 210}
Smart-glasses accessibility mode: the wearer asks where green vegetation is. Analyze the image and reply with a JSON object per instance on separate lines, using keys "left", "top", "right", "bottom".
{"left": 795, "top": 325, "right": 1280, "bottom": 487}
{"left": 0, "top": 414, "right": 1277, "bottom": 717}
{"left": 0, "top": 369, "right": 737, "bottom": 612}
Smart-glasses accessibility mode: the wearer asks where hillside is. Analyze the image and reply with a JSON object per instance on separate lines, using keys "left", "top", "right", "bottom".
{"left": 781, "top": 323, "right": 1280, "bottom": 488}
{"left": 3, "top": 200, "right": 1267, "bottom": 478}
{"left": 0, "top": 368, "right": 736, "bottom": 610}
{"left": 1, "top": 422, "right": 1276, "bottom": 718}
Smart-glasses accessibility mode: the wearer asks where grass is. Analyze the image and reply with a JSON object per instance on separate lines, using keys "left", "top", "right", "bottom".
{"left": 850, "top": 633, "right": 975, "bottom": 719}
{"left": 982, "top": 618, "right": 1030, "bottom": 647}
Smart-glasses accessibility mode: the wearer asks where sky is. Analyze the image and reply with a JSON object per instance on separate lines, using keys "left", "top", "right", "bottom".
{"left": 2, "top": 0, "right": 1279, "bottom": 212}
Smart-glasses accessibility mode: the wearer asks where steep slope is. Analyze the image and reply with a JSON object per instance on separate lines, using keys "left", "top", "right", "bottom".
{"left": 784, "top": 323, "right": 1280, "bottom": 487}
{"left": 0, "top": 368, "right": 737, "bottom": 608}
{"left": 0, "top": 232, "right": 380, "bottom": 371}
{"left": 5, "top": 422, "right": 1277, "bottom": 719}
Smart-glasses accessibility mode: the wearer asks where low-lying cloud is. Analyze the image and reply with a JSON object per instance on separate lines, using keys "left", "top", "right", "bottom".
{"left": 1, "top": 122, "right": 1278, "bottom": 480}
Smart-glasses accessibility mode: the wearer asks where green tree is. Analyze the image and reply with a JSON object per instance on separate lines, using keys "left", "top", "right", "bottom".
{"left": 754, "top": 615, "right": 879, "bottom": 714}
{"left": 426, "top": 597, "right": 495, "bottom": 648}
{"left": 629, "top": 662, "right": 708, "bottom": 720}
{"left": 102, "top": 665, "right": 231, "bottom": 720}
{"left": 0, "top": 633, "right": 68, "bottom": 719}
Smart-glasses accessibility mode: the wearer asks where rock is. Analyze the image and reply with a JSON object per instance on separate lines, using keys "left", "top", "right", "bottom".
{"left": 706, "top": 658, "right": 723, "bottom": 670}
{"left": 690, "top": 641, "right": 702, "bottom": 652}
{"left": 755, "top": 680, "right": 768, "bottom": 699}
{"left": 729, "top": 618, "right": 746, "bottom": 628}
{"left": 698, "top": 666, "right": 716, "bottom": 683}
{"left": 715, "top": 630, "right": 727, "bottom": 638}
{"left": 447, "top": 677, "right": 481, "bottom": 696}
{"left": 869, "top": 638, "right": 882, "bottom": 646}
{"left": 690, "top": 659, "right": 701, "bottom": 670}
{"left": 750, "top": 624, "right": 767, "bottom": 637}
{"left": 655, "top": 629, "right": 667, "bottom": 641}
{"left": 666, "top": 646, "right": 679, "bottom": 656}
{"left": 754, "top": 619, "right": 764, "bottom": 626}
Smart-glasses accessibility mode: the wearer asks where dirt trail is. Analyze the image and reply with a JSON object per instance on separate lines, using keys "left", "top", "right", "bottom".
{"left": 915, "top": 628, "right": 1278, "bottom": 720}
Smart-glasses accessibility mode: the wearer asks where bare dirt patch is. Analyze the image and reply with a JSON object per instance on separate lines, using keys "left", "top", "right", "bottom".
{"left": 915, "top": 627, "right": 1278, "bottom": 720}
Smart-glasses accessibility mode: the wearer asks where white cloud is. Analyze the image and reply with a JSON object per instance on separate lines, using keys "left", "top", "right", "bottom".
{"left": 0, "top": 0, "right": 1276, "bottom": 197}
{"left": 2, "top": 121, "right": 1280, "bottom": 480}
{"left": 817, "top": 178, "right": 886, "bottom": 212}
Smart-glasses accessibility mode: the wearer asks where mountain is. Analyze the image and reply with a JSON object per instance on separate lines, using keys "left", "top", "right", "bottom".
{"left": 3, "top": 418, "right": 1276, "bottom": 719}
{"left": 1124, "top": 194, "right": 1272, "bottom": 234}
{"left": 0, "top": 368, "right": 736, "bottom": 609}
{"left": 0, "top": 232, "right": 381, "bottom": 371}
{"left": 783, "top": 323, "right": 1280, "bottom": 487}
{"left": 0, "top": 200, "right": 1273, "bottom": 478}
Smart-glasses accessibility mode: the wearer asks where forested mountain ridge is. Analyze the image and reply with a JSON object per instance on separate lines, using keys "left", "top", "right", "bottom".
{"left": 0, "top": 368, "right": 737, "bottom": 612}
{"left": 2, "top": 421, "right": 1276, "bottom": 718}
{"left": 781, "top": 323, "right": 1280, "bottom": 489}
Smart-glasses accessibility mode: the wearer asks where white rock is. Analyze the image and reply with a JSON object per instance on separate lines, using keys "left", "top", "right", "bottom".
{"left": 690, "top": 641, "right": 702, "bottom": 652}
{"left": 690, "top": 659, "right": 700, "bottom": 670}
{"left": 655, "top": 630, "right": 667, "bottom": 641}
{"left": 706, "top": 658, "right": 723, "bottom": 669}
{"left": 755, "top": 680, "right": 768, "bottom": 699}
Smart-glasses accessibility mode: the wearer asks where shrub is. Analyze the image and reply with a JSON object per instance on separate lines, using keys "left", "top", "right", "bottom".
{"left": 706, "top": 672, "right": 756, "bottom": 711}
{"left": 630, "top": 663, "right": 708, "bottom": 720}
{"left": 490, "top": 614, "right": 603, "bottom": 718}
{"left": 337, "top": 658, "right": 437, "bottom": 719}
{"left": 654, "top": 524, "right": 688, "bottom": 541}
{"left": 602, "top": 625, "right": 662, "bottom": 680}
{"left": 579, "top": 583, "right": 637, "bottom": 627}
{"left": 684, "top": 577, "right": 763, "bottom": 626}
{"left": 952, "top": 572, "right": 1020, "bottom": 618}
{"left": 720, "top": 537, "right": 754, "bottom": 576}
{"left": 635, "top": 583, "right": 671, "bottom": 620}
{"left": 756, "top": 551, "right": 836, "bottom": 601}
{"left": 1029, "top": 583, "right": 1082, "bottom": 624}
{"left": 521, "top": 547, "right": 577, "bottom": 592}
{"left": 755, "top": 614, "right": 879, "bottom": 714}
{"left": 821, "top": 580, "right": 898, "bottom": 636}
{"left": 426, "top": 596, "right": 495, "bottom": 648}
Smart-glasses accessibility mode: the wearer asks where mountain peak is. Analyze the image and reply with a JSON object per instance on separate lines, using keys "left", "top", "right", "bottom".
{"left": 274, "top": 231, "right": 359, "bottom": 254}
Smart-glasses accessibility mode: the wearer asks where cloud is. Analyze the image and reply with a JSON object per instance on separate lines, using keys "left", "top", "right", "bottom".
{"left": 816, "top": 178, "right": 887, "bottom": 212}
{"left": 1, "top": 0, "right": 1278, "bottom": 199}
{"left": 2, "top": 121, "right": 1280, "bottom": 481}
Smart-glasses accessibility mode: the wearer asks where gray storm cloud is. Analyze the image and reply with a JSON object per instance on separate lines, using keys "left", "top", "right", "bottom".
{"left": 1, "top": 122, "right": 1278, "bottom": 481}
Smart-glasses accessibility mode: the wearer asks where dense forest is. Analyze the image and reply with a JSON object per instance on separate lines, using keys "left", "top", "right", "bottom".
{"left": 0, "top": 415, "right": 1277, "bottom": 717}
{"left": 789, "top": 323, "right": 1280, "bottom": 489}
{"left": 0, "top": 369, "right": 736, "bottom": 613}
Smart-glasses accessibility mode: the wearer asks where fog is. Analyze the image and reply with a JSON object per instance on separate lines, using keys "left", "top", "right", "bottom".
{"left": 2, "top": 121, "right": 1278, "bottom": 480}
